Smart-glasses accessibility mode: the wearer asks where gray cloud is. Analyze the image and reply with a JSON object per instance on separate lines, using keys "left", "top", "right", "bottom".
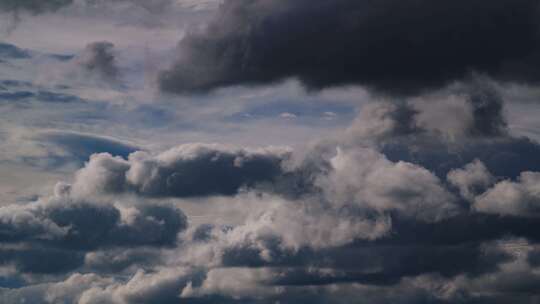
{"left": 0, "top": 43, "right": 30, "bottom": 59}
{"left": 0, "top": 190, "right": 187, "bottom": 274}
{"left": 338, "top": 84, "right": 540, "bottom": 182}
{"left": 29, "top": 131, "right": 139, "bottom": 169}
{"left": 447, "top": 160, "right": 495, "bottom": 201}
{"left": 317, "top": 146, "right": 460, "bottom": 222}
{"left": 76, "top": 41, "right": 119, "bottom": 81}
{"left": 70, "top": 143, "right": 290, "bottom": 198}
{"left": 475, "top": 172, "right": 540, "bottom": 216}
{"left": 3, "top": 66, "right": 540, "bottom": 303}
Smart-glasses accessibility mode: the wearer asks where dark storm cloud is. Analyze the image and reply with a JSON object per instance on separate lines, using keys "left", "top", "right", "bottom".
{"left": 159, "top": 0, "right": 540, "bottom": 95}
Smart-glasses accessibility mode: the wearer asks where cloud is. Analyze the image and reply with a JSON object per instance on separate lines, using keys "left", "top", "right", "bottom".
{"left": 447, "top": 160, "right": 495, "bottom": 201}
{"left": 0, "top": 43, "right": 30, "bottom": 59}
{"left": 83, "top": 248, "right": 161, "bottom": 274}
{"left": 0, "top": 128, "right": 139, "bottom": 174}
{"left": 318, "top": 147, "right": 459, "bottom": 222}
{"left": 78, "top": 267, "right": 203, "bottom": 304}
{"left": 35, "top": 131, "right": 138, "bottom": 165}
{"left": 159, "top": 0, "right": 540, "bottom": 95}
{"left": 3, "top": 67, "right": 540, "bottom": 303}
{"left": 76, "top": 41, "right": 119, "bottom": 81}
{"left": 0, "top": 190, "right": 187, "bottom": 274}
{"left": 475, "top": 172, "right": 540, "bottom": 216}
{"left": 411, "top": 79, "right": 508, "bottom": 138}
{"left": 336, "top": 84, "right": 540, "bottom": 181}
{"left": 70, "top": 143, "right": 290, "bottom": 198}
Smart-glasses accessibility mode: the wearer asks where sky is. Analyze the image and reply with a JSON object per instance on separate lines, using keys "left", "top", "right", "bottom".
{"left": 1, "top": 0, "right": 540, "bottom": 303}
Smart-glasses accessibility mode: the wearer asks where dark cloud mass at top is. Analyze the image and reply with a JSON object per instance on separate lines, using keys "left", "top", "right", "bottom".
{"left": 160, "top": 0, "right": 540, "bottom": 95}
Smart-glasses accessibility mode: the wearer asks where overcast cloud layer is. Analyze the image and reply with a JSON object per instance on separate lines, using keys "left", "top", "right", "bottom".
{"left": 2, "top": 1, "right": 540, "bottom": 303}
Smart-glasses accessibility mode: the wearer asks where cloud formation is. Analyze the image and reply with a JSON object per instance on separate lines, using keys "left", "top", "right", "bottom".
{"left": 1, "top": 80, "right": 535, "bottom": 302}
{"left": 70, "top": 143, "right": 290, "bottom": 198}
{"left": 0, "top": 188, "right": 187, "bottom": 274}
{"left": 159, "top": 0, "right": 540, "bottom": 95}
{"left": 3, "top": 3, "right": 540, "bottom": 302}
{"left": 2, "top": 103, "right": 540, "bottom": 302}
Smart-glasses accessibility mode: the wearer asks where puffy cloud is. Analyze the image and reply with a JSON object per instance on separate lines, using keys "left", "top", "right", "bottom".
{"left": 475, "top": 172, "right": 540, "bottom": 216}
{"left": 344, "top": 102, "right": 419, "bottom": 141}
{"left": 447, "top": 160, "right": 495, "bottom": 201}
{"left": 411, "top": 79, "right": 508, "bottom": 138}
{"left": 219, "top": 195, "right": 390, "bottom": 252}
{"left": 83, "top": 248, "right": 161, "bottom": 274}
{"left": 159, "top": 0, "right": 540, "bottom": 95}
{"left": 318, "top": 147, "right": 459, "bottom": 222}
{"left": 180, "top": 267, "right": 282, "bottom": 300}
{"left": 338, "top": 84, "right": 540, "bottom": 181}
{"left": 173, "top": 194, "right": 390, "bottom": 270}
{"left": 71, "top": 143, "right": 290, "bottom": 198}
{"left": 3, "top": 73, "right": 540, "bottom": 303}
{"left": 77, "top": 267, "right": 204, "bottom": 304}
{"left": 0, "top": 273, "right": 112, "bottom": 304}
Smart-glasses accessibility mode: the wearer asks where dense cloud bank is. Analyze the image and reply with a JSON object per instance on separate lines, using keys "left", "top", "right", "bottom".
{"left": 3, "top": 81, "right": 540, "bottom": 303}
{"left": 160, "top": 0, "right": 540, "bottom": 95}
